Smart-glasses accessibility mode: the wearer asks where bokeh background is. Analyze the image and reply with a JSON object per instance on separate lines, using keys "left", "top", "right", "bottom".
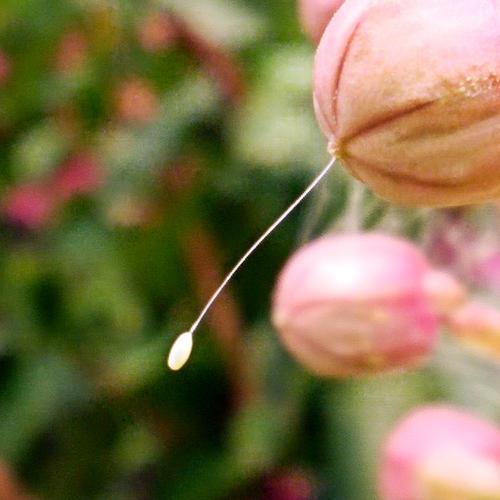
{"left": 0, "top": 1, "right": 498, "bottom": 499}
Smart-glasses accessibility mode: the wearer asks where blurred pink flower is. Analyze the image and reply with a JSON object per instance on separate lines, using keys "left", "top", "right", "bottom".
{"left": 52, "top": 152, "right": 103, "bottom": 201}
{"left": 4, "top": 184, "right": 56, "bottom": 230}
{"left": 424, "top": 210, "right": 500, "bottom": 293}
{"left": 472, "top": 250, "right": 500, "bottom": 293}
{"left": 380, "top": 406, "right": 500, "bottom": 500}
{"left": 138, "top": 12, "right": 177, "bottom": 52}
{"left": 115, "top": 77, "right": 159, "bottom": 124}
{"left": 272, "top": 233, "right": 438, "bottom": 377}
{"left": 424, "top": 211, "right": 477, "bottom": 280}
{"left": 55, "top": 30, "right": 88, "bottom": 74}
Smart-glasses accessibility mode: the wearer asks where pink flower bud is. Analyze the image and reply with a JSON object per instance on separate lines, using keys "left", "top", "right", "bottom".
{"left": 422, "top": 269, "right": 467, "bottom": 317}
{"left": 446, "top": 300, "right": 500, "bottom": 358}
{"left": 52, "top": 153, "right": 103, "bottom": 201}
{"left": 314, "top": 0, "right": 500, "bottom": 207}
{"left": 298, "top": 0, "right": 345, "bottom": 44}
{"left": 272, "top": 233, "right": 438, "bottom": 377}
{"left": 380, "top": 406, "right": 500, "bottom": 500}
{"left": 3, "top": 184, "right": 56, "bottom": 230}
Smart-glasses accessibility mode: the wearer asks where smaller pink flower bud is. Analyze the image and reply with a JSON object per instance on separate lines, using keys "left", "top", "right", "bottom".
{"left": 272, "top": 233, "right": 438, "bottom": 377}
{"left": 422, "top": 269, "right": 467, "bottom": 317}
{"left": 298, "top": 0, "right": 345, "bottom": 44}
{"left": 445, "top": 300, "right": 500, "bottom": 359}
{"left": 52, "top": 153, "right": 103, "bottom": 201}
{"left": 380, "top": 406, "right": 500, "bottom": 500}
{"left": 3, "top": 184, "right": 56, "bottom": 230}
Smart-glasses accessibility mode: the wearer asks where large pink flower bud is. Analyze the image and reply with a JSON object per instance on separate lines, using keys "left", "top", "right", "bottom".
{"left": 298, "top": 0, "right": 344, "bottom": 44}
{"left": 272, "top": 233, "right": 438, "bottom": 377}
{"left": 314, "top": 0, "right": 500, "bottom": 207}
{"left": 380, "top": 406, "right": 500, "bottom": 500}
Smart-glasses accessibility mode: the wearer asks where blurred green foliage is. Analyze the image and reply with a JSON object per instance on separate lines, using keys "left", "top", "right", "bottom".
{"left": 0, "top": 1, "right": 498, "bottom": 499}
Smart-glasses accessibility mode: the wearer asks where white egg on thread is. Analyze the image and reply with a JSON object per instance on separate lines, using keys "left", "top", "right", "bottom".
{"left": 167, "top": 331, "right": 193, "bottom": 371}
{"left": 167, "top": 157, "right": 337, "bottom": 371}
